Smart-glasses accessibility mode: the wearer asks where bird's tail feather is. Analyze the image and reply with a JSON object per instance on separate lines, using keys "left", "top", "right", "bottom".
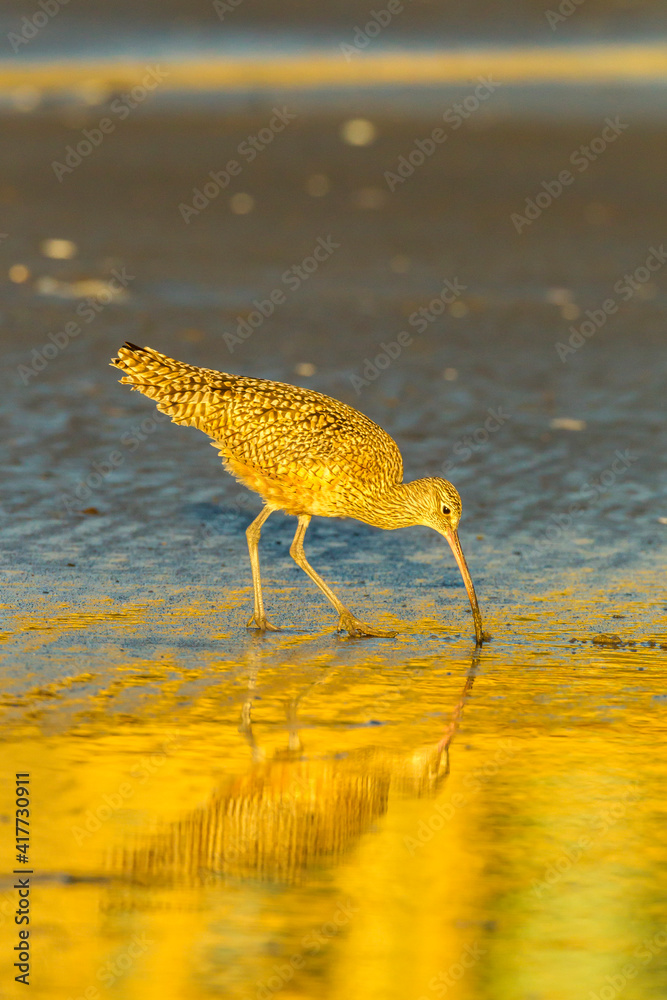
{"left": 110, "top": 342, "right": 227, "bottom": 432}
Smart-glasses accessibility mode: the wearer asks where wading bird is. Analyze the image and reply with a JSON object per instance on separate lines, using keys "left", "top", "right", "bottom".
{"left": 111, "top": 343, "right": 487, "bottom": 643}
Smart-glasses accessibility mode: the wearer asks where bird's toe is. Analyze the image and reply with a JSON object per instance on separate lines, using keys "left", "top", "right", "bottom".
{"left": 337, "top": 614, "right": 397, "bottom": 639}
{"left": 246, "top": 614, "right": 282, "bottom": 632}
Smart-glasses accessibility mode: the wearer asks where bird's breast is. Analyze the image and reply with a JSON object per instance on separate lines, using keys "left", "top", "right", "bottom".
{"left": 220, "top": 450, "right": 396, "bottom": 520}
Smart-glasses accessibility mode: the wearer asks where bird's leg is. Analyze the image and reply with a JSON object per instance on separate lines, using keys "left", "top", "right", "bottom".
{"left": 289, "top": 515, "right": 397, "bottom": 638}
{"left": 245, "top": 505, "right": 281, "bottom": 632}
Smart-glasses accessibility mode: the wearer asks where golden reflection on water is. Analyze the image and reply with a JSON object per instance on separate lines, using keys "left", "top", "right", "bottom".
{"left": 1, "top": 635, "right": 666, "bottom": 1000}
{"left": 114, "top": 669, "right": 472, "bottom": 886}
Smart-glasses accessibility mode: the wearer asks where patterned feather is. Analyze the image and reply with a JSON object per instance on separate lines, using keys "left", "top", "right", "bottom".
{"left": 111, "top": 342, "right": 404, "bottom": 518}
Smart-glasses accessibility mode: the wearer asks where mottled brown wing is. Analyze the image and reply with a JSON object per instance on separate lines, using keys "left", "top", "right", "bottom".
{"left": 205, "top": 377, "right": 404, "bottom": 489}
{"left": 111, "top": 344, "right": 404, "bottom": 499}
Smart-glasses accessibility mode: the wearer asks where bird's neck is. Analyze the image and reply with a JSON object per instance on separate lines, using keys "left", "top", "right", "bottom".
{"left": 355, "top": 480, "right": 424, "bottom": 530}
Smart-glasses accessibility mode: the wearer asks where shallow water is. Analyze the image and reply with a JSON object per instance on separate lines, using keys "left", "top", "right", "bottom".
{"left": 1, "top": 93, "right": 666, "bottom": 998}
{"left": 1, "top": 622, "right": 667, "bottom": 999}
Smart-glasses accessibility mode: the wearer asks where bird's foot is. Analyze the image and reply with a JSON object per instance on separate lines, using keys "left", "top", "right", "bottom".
{"left": 246, "top": 613, "right": 281, "bottom": 632}
{"left": 337, "top": 613, "right": 397, "bottom": 638}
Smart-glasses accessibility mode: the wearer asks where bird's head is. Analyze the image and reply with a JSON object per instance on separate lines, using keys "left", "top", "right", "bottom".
{"left": 404, "top": 477, "right": 485, "bottom": 646}
{"left": 408, "top": 477, "right": 463, "bottom": 533}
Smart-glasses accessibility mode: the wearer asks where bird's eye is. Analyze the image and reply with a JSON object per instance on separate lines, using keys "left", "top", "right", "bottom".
{"left": 442, "top": 505, "right": 451, "bottom": 515}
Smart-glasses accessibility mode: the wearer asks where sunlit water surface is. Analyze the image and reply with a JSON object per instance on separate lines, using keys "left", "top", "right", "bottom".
{"left": 1, "top": 24, "right": 666, "bottom": 996}
{"left": 1, "top": 602, "right": 666, "bottom": 1000}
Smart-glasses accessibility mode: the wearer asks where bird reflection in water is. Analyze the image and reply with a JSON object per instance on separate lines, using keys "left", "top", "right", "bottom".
{"left": 112, "top": 653, "right": 479, "bottom": 886}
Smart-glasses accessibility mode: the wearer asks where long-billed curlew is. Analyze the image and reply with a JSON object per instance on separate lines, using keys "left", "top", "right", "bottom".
{"left": 111, "top": 343, "right": 487, "bottom": 643}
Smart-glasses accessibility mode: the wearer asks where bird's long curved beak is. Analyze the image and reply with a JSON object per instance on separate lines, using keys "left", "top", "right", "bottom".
{"left": 440, "top": 527, "right": 485, "bottom": 646}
